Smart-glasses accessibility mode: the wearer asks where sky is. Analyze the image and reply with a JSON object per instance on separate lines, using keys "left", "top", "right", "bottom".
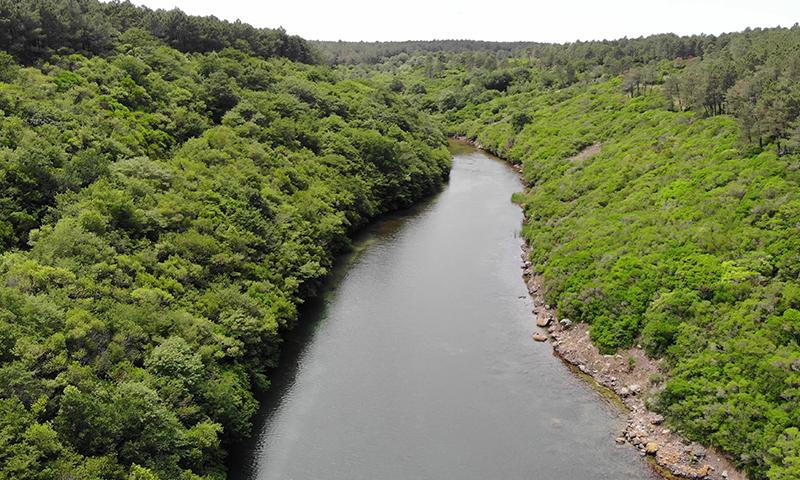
{"left": 118, "top": 0, "right": 800, "bottom": 43}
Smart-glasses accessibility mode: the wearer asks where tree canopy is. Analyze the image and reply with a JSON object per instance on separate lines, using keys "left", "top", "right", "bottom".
{"left": 0, "top": 22, "right": 448, "bottom": 480}
{"left": 0, "top": 0, "right": 316, "bottom": 65}
{"left": 331, "top": 24, "right": 800, "bottom": 480}
{"left": 2, "top": 4, "right": 800, "bottom": 479}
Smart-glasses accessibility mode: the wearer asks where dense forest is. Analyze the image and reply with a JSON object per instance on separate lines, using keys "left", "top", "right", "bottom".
{"left": 2, "top": 1, "right": 800, "bottom": 479}
{"left": 316, "top": 24, "right": 800, "bottom": 480}
{"left": 0, "top": 1, "right": 450, "bottom": 479}
{"left": 0, "top": 0, "right": 315, "bottom": 64}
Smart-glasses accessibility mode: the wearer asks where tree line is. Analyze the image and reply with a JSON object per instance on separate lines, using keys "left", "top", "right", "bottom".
{"left": 0, "top": 24, "right": 449, "bottom": 480}
{"left": 321, "top": 24, "right": 800, "bottom": 480}
{"left": 0, "top": 0, "right": 315, "bottom": 65}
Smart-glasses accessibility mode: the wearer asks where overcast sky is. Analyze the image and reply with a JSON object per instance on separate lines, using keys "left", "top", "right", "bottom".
{"left": 118, "top": 0, "right": 800, "bottom": 43}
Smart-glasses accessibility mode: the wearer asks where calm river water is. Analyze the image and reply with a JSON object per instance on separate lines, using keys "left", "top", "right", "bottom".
{"left": 230, "top": 141, "right": 656, "bottom": 480}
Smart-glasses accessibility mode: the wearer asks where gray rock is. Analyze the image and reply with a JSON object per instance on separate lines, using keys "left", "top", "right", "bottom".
{"left": 628, "top": 384, "right": 642, "bottom": 395}
{"left": 690, "top": 444, "right": 706, "bottom": 458}
{"left": 649, "top": 414, "right": 665, "bottom": 425}
{"left": 620, "top": 387, "right": 631, "bottom": 396}
{"left": 559, "top": 318, "right": 573, "bottom": 329}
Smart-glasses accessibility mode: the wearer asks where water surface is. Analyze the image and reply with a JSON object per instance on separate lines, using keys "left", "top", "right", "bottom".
{"left": 231, "top": 142, "right": 655, "bottom": 480}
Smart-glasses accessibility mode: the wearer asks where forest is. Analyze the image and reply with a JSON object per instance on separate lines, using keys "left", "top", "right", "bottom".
{"left": 318, "top": 24, "right": 800, "bottom": 480}
{"left": 1, "top": 1, "right": 800, "bottom": 479}
{"left": 0, "top": 1, "right": 450, "bottom": 478}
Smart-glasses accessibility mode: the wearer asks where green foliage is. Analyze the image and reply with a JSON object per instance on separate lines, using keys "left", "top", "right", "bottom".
{"left": 4, "top": 6, "right": 800, "bottom": 480}
{"left": 341, "top": 25, "right": 800, "bottom": 480}
{"left": 0, "top": 0, "right": 315, "bottom": 64}
{"left": 0, "top": 23, "right": 448, "bottom": 479}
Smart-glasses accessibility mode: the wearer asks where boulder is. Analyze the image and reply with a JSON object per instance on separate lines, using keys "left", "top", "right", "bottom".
{"left": 536, "top": 316, "right": 551, "bottom": 327}
{"left": 628, "top": 384, "right": 642, "bottom": 395}
{"left": 649, "top": 414, "right": 665, "bottom": 425}
{"left": 620, "top": 387, "right": 631, "bottom": 396}
{"left": 615, "top": 437, "right": 625, "bottom": 444}
{"left": 559, "top": 318, "right": 573, "bottom": 329}
{"left": 645, "top": 442, "right": 659, "bottom": 455}
{"left": 690, "top": 444, "right": 706, "bottom": 459}
{"left": 532, "top": 333, "right": 548, "bottom": 342}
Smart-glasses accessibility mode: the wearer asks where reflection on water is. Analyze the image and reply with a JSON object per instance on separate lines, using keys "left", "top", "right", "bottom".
{"left": 229, "top": 141, "right": 656, "bottom": 480}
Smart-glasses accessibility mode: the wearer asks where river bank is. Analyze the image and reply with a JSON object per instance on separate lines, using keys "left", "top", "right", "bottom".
{"left": 523, "top": 263, "right": 745, "bottom": 480}
{"left": 451, "top": 136, "right": 746, "bottom": 480}
{"left": 233, "top": 141, "right": 658, "bottom": 480}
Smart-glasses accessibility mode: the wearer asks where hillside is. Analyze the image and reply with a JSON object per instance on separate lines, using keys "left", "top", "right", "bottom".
{"left": 323, "top": 26, "right": 800, "bottom": 480}
{"left": 2, "top": 2, "right": 800, "bottom": 479}
{"left": 0, "top": 3, "right": 450, "bottom": 479}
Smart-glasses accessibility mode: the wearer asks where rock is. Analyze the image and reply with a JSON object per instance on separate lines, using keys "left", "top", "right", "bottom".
{"left": 721, "top": 470, "right": 728, "bottom": 478}
{"left": 559, "top": 318, "right": 573, "bottom": 329}
{"left": 578, "top": 364, "right": 588, "bottom": 373}
{"left": 615, "top": 437, "right": 625, "bottom": 444}
{"left": 536, "top": 316, "right": 551, "bottom": 327}
{"left": 628, "top": 384, "right": 642, "bottom": 395}
{"left": 545, "top": 304, "right": 551, "bottom": 310}
{"left": 695, "top": 466, "right": 711, "bottom": 478}
{"left": 690, "top": 444, "right": 706, "bottom": 458}
{"left": 547, "top": 325, "right": 557, "bottom": 333}
{"left": 649, "top": 414, "right": 665, "bottom": 425}
{"left": 645, "top": 442, "right": 659, "bottom": 455}
{"left": 620, "top": 387, "right": 631, "bottom": 396}
{"left": 532, "top": 333, "right": 548, "bottom": 342}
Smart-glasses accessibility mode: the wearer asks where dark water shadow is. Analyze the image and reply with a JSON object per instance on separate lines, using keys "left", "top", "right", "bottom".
{"left": 226, "top": 191, "right": 444, "bottom": 480}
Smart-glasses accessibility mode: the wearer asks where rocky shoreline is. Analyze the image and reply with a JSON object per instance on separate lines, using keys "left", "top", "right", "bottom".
{"left": 451, "top": 136, "right": 747, "bottom": 480}
{"left": 521, "top": 253, "right": 745, "bottom": 480}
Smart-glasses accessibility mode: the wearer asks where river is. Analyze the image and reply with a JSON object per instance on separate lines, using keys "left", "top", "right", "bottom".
{"left": 230, "top": 141, "right": 656, "bottom": 480}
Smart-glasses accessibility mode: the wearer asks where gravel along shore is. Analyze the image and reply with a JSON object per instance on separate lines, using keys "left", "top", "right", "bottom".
{"left": 520, "top": 244, "right": 747, "bottom": 480}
